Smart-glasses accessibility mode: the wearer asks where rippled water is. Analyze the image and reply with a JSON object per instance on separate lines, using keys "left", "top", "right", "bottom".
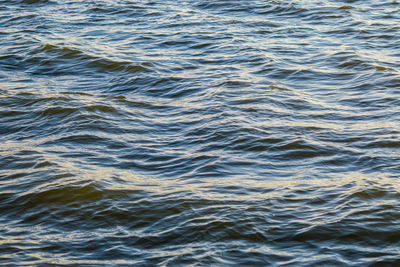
{"left": 1, "top": 0, "right": 400, "bottom": 265}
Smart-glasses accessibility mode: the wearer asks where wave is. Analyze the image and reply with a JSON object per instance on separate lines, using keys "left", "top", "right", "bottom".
{"left": 1, "top": 0, "right": 400, "bottom": 265}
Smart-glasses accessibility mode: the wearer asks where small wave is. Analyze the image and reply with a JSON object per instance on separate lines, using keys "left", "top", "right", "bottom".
{"left": 22, "top": 43, "right": 156, "bottom": 76}
{"left": 20, "top": 0, "right": 51, "bottom": 4}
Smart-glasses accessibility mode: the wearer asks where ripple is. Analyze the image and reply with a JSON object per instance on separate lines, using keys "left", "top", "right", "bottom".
{"left": 1, "top": 0, "right": 400, "bottom": 265}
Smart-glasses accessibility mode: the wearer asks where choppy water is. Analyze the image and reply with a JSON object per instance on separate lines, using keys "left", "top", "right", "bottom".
{"left": 1, "top": 0, "right": 400, "bottom": 265}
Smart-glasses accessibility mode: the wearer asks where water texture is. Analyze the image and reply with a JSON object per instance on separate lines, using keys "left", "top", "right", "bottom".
{"left": 1, "top": 0, "right": 400, "bottom": 265}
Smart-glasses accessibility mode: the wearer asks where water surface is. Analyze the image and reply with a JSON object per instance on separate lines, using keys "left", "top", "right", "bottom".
{"left": 1, "top": 0, "right": 400, "bottom": 265}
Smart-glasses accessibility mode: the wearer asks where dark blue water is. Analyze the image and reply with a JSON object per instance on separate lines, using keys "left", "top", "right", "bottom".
{"left": 1, "top": 0, "right": 400, "bottom": 265}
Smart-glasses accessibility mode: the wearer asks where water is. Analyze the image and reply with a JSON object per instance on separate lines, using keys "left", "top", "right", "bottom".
{"left": 1, "top": 0, "right": 400, "bottom": 265}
